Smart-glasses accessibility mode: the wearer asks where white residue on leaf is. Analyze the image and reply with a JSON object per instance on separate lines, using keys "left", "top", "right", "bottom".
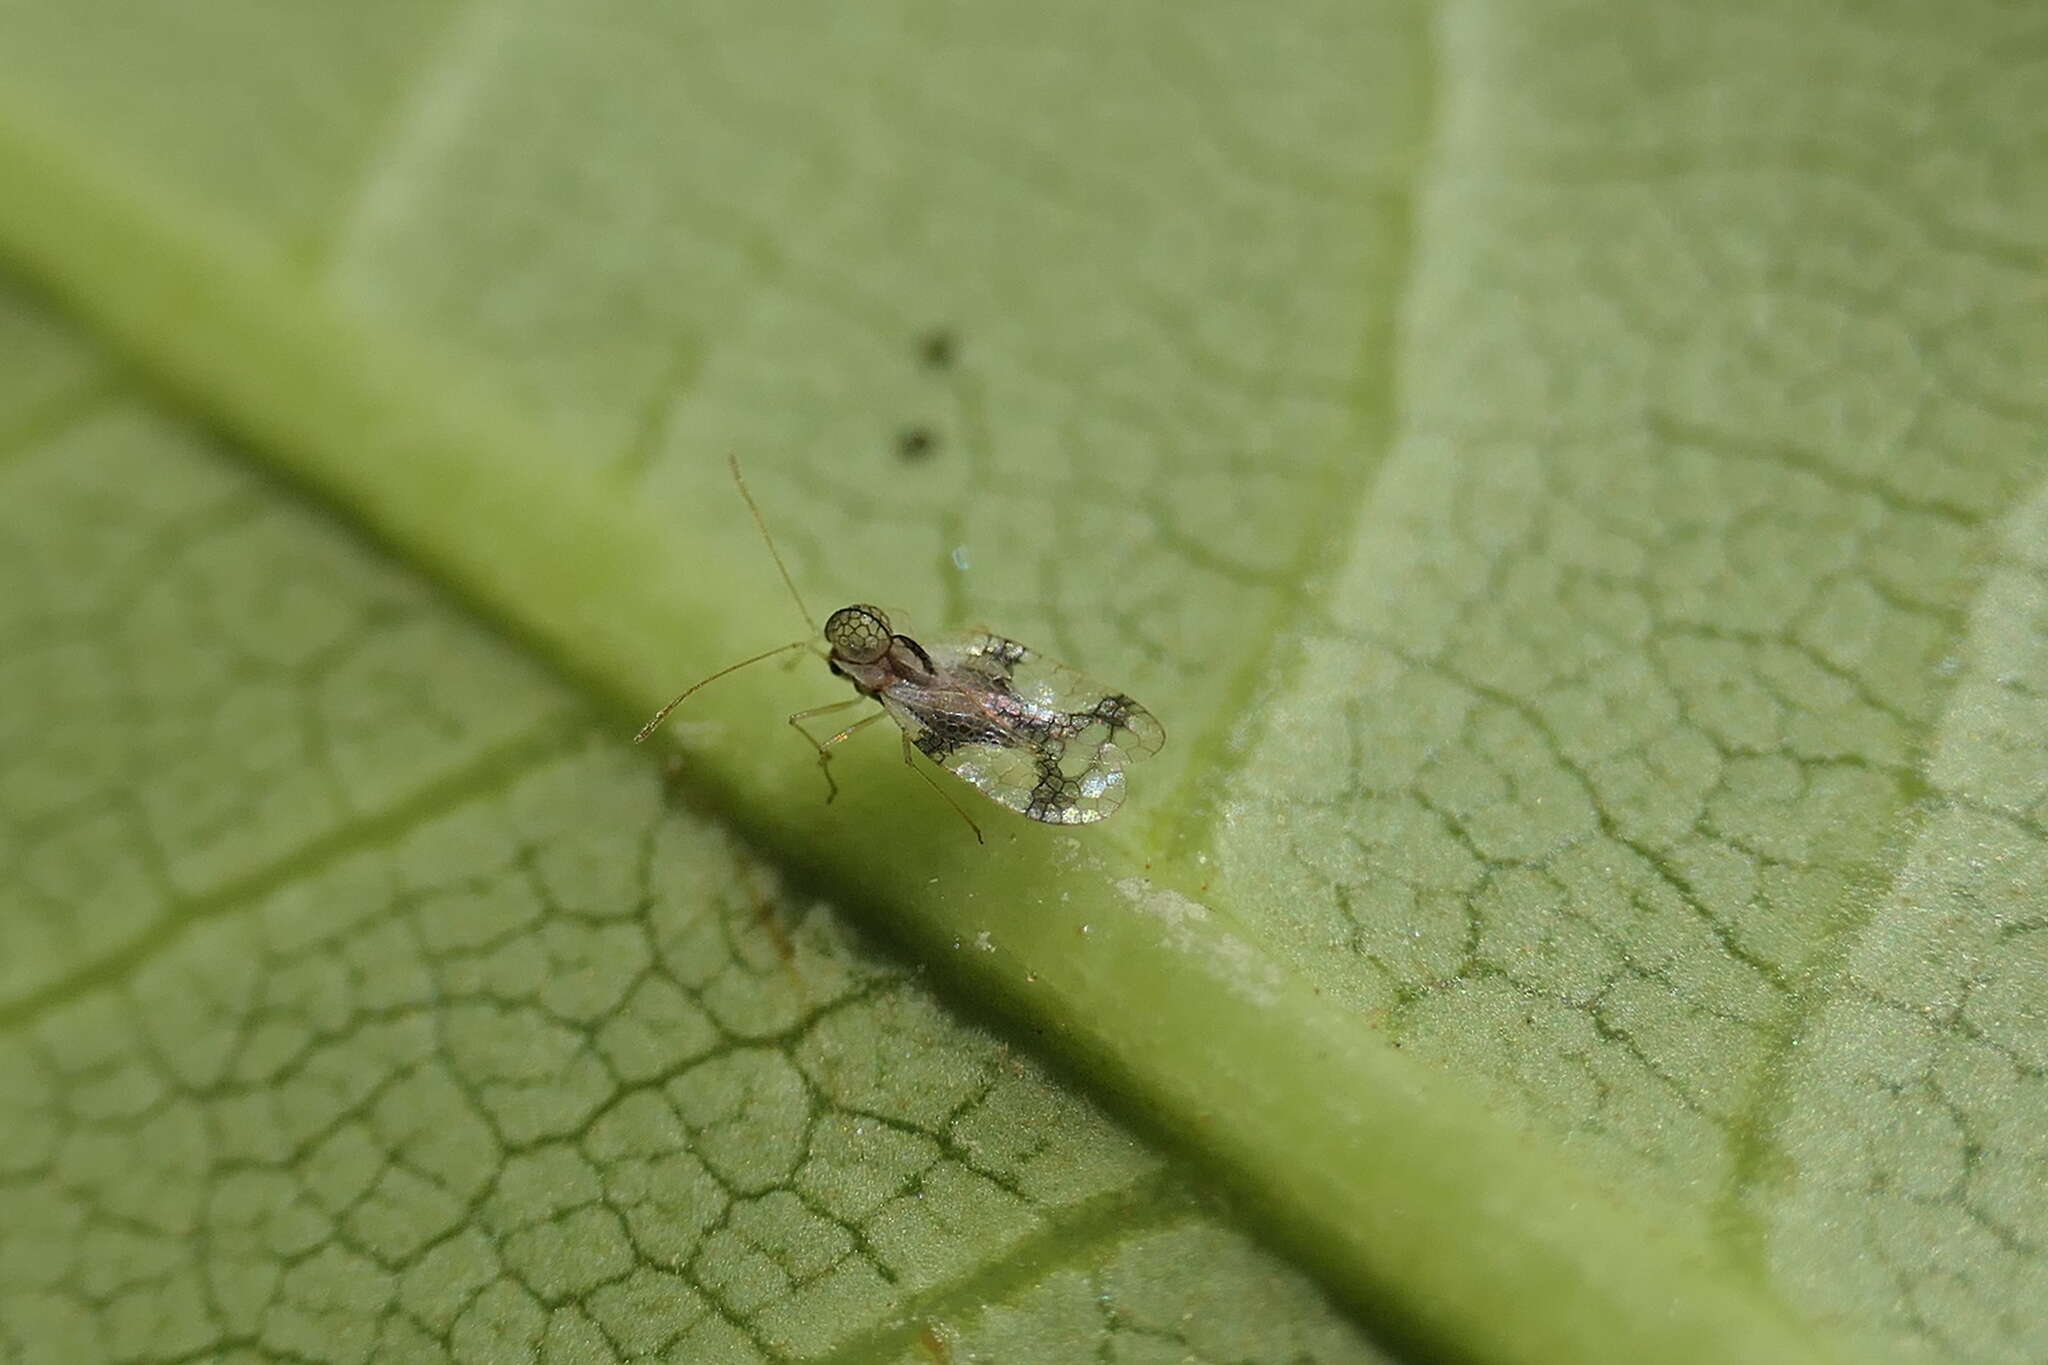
{"left": 1114, "top": 876, "right": 1282, "bottom": 1006}
{"left": 1114, "top": 877, "right": 1209, "bottom": 929}
{"left": 1053, "top": 835, "right": 1104, "bottom": 873}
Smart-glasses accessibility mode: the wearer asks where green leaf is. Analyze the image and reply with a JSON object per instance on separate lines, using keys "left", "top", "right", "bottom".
{"left": 0, "top": 281, "right": 1387, "bottom": 1363}
{"left": 0, "top": 2, "right": 2043, "bottom": 1363}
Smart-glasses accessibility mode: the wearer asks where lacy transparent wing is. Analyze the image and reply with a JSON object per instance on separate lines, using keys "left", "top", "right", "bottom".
{"left": 879, "top": 632, "right": 1164, "bottom": 825}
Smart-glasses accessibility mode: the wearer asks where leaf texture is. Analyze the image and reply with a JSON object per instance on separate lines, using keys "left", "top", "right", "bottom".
{"left": 1, "top": 1, "right": 2045, "bottom": 1362}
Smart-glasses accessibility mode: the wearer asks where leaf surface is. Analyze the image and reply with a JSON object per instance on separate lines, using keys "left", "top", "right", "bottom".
{"left": 1, "top": 1, "right": 2045, "bottom": 1363}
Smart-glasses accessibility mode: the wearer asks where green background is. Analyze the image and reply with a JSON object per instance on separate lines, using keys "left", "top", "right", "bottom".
{"left": 2, "top": 2, "right": 2045, "bottom": 1362}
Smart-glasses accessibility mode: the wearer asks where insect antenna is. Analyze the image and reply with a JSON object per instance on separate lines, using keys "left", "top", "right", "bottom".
{"left": 634, "top": 639, "right": 809, "bottom": 743}
{"left": 635, "top": 457, "right": 823, "bottom": 744}
{"left": 728, "top": 454, "right": 817, "bottom": 632}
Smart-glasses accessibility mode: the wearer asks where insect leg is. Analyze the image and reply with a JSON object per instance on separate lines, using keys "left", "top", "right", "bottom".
{"left": 900, "top": 734, "right": 986, "bottom": 845}
{"left": 786, "top": 699, "right": 878, "bottom": 802}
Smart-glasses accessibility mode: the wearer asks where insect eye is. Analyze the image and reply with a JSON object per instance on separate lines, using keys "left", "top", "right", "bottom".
{"left": 825, "top": 605, "right": 891, "bottom": 663}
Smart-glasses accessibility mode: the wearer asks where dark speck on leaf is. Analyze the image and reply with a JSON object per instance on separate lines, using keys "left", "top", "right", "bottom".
{"left": 917, "top": 328, "right": 957, "bottom": 371}
{"left": 897, "top": 425, "right": 937, "bottom": 461}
